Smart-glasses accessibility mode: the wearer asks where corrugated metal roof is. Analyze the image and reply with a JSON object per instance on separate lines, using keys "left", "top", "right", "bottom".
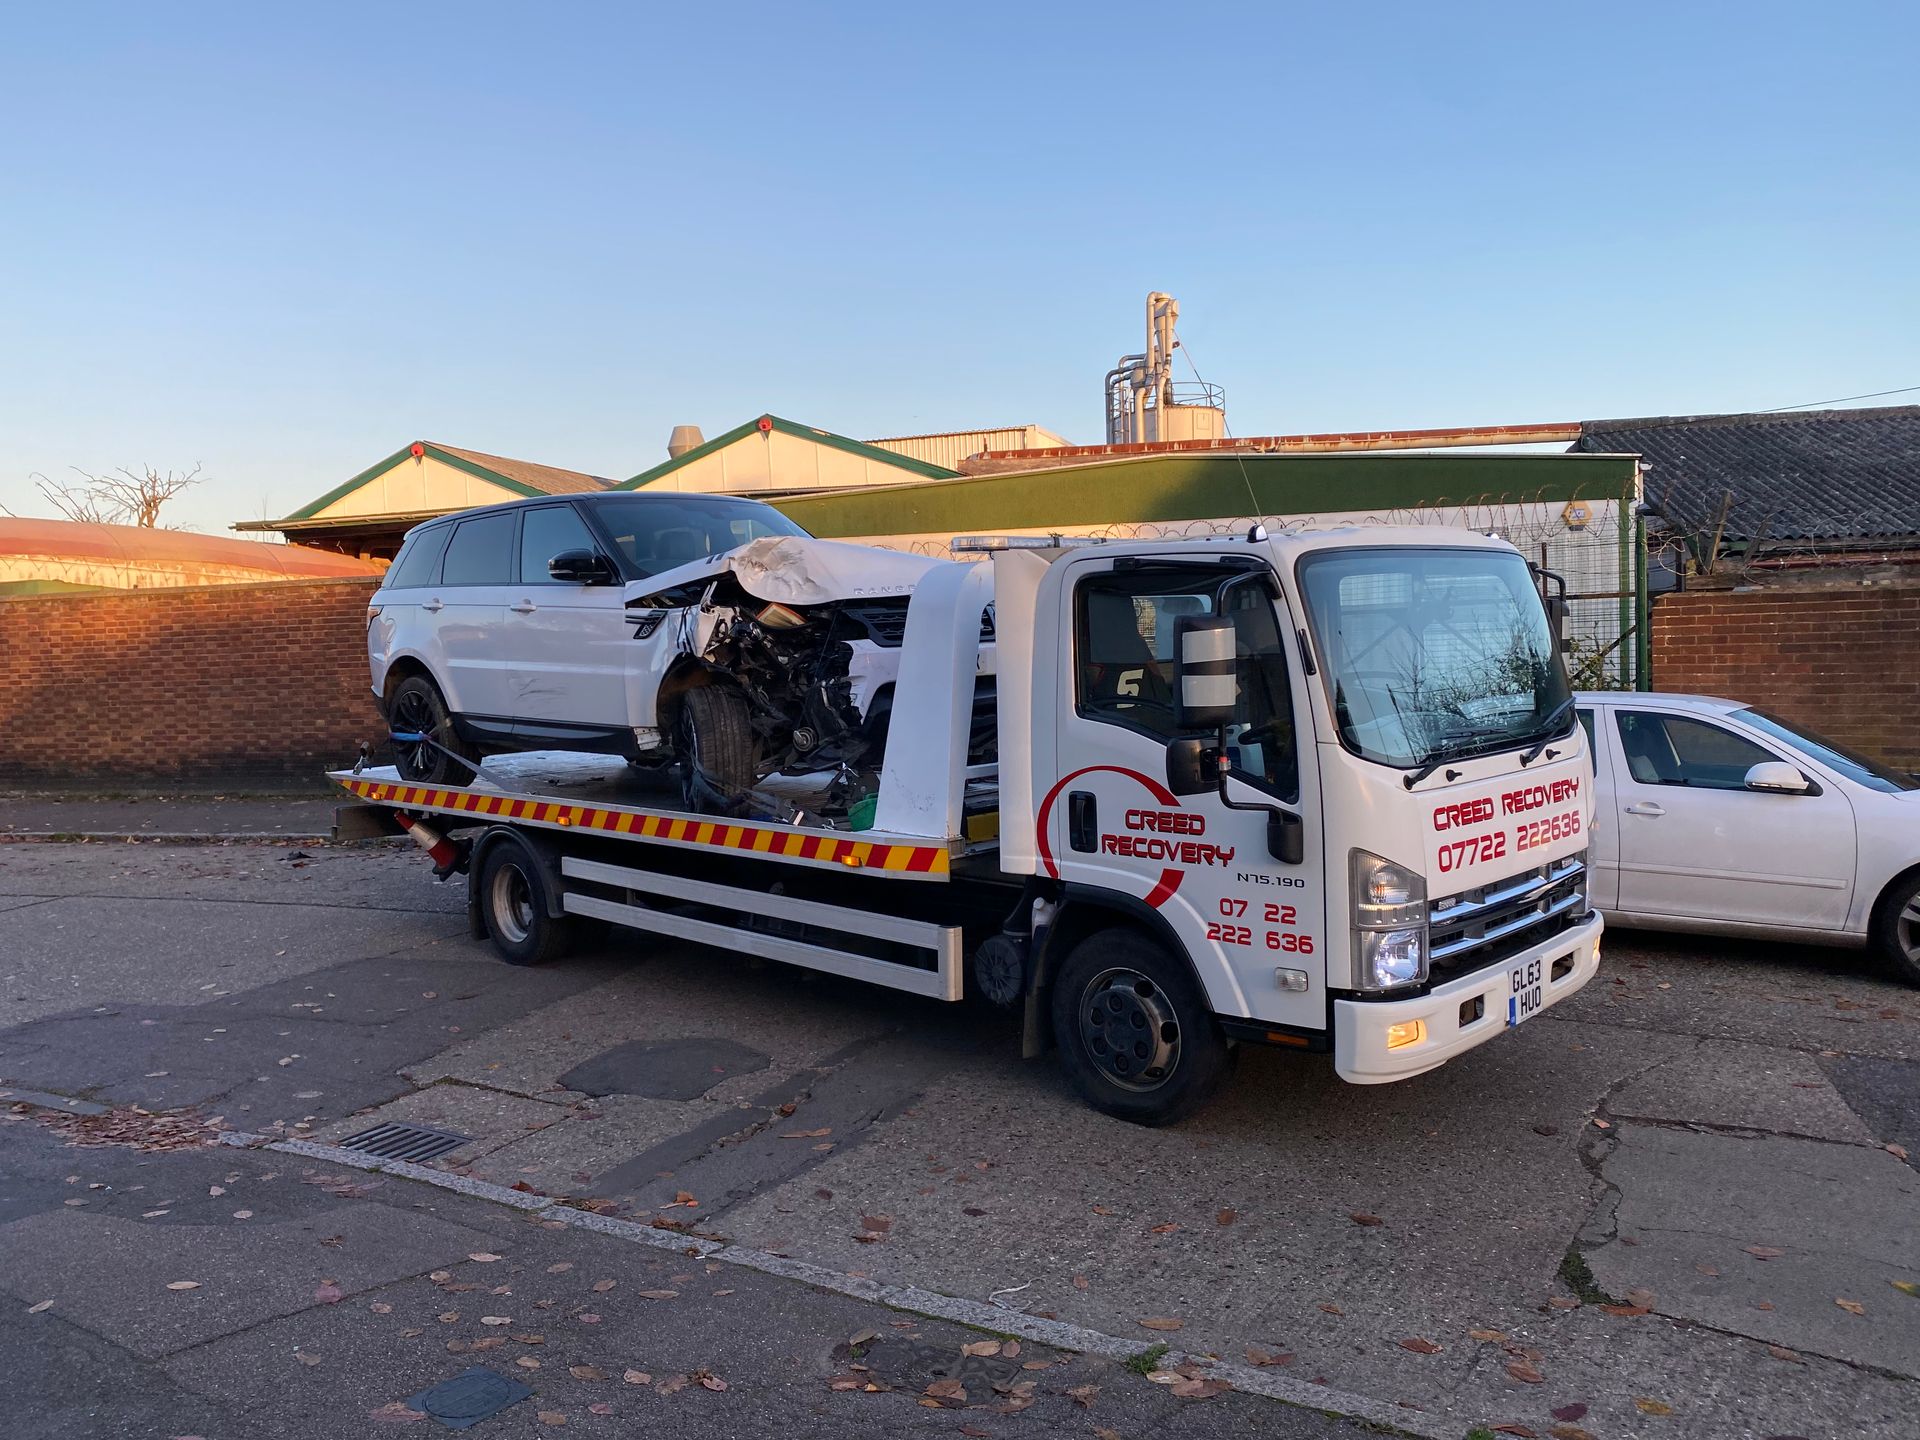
{"left": 1571, "top": 405, "right": 1920, "bottom": 542}
{"left": 430, "top": 445, "right": 612, "bottom": 495}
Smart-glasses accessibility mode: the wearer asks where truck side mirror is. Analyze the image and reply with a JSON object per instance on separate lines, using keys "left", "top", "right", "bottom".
{"left": 548, "top": 549, "right": 617, "bottom": 585}
{"left": 1165, "top": 737, "right": 1215, "bottom": 796}
{"left": 1173, "top": 615, "right": 1238, "bottom": 730}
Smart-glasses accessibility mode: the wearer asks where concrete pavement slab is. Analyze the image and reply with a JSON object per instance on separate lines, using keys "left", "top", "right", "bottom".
{"left": 1610, "top": 1036, "right": 1878, "bottom": 1141}
{"left": 1587, "top": 1122, "right": 1920, "bottom": 1377}
{"left": 310, "top": 1082, "right": 570, "bottom": 1163}
{"left": 4, "top": 1304, "right": 239, "bottom": 1440}
{"left": 1821, "top": 1052, "right": 1920, "bottom": 1168}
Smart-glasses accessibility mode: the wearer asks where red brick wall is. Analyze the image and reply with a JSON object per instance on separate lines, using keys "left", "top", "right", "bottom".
{"left": 1651, "top": 580, "right": 1920, "bottom": 771}
{"left": 0, "top": 577, "right": 384, "bottom": 785}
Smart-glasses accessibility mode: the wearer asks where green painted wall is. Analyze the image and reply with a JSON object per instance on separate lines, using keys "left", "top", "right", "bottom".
{"left": 769, "top": 451, "right": 1639, "bottom": 538}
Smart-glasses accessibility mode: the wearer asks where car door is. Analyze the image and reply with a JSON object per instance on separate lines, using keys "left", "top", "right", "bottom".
{"left": 1048, "top": 556, "right": 1325, "bottom": 1031}
{"left": 504, "top": 502, "right": 633, "bottom": 742}
{"left": 428, "top": 510, "right": 519, "bottom": 737}
{"left": 1608, "top": 707, "right": 1856, "bottom": 928}
{"left": 1577, "top": 705, "right": 1620, "bottom": 910}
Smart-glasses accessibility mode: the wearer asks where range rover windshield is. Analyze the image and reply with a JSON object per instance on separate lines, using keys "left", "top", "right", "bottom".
{"left": 1296, "top": 546, "right": 1572, "bottom": 770}
{"left": 586, "top": 496, "right": 810, "bottom": 580}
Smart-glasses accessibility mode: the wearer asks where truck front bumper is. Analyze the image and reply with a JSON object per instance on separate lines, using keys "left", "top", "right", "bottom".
{"left": 1333, "top": 912, "right": 1603, "bottom": 1084}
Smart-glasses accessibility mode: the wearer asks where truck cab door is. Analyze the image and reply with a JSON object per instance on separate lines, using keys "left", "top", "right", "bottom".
{"left": 1046, "top": 556, "right": 1326, "bottom": 1032}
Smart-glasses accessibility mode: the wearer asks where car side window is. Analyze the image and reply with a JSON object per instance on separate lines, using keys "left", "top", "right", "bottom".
{"left": 1614, "top": 711, "right": 1777, "bottom": 790}
{"left": 518, "top": 505, "right": 598, "bottom": 584}
{"left": 387, "top": 526, "right": 451, "bottom": 589}
{"left": 440, "top": 512, "right": 518, "bottom": 586}
{"left": 1074, "top": 566, "right": 1299, "bottom": 802}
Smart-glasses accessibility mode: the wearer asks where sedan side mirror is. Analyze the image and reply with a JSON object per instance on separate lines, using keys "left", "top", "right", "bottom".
{"left": 1744, "top": 760, "right": 1810, "bottom": 794}
{"left": 548, "top": 549, "right": 617, "bottom": 585}
{"left": 1173, "top": 615, "right": 1238, "bottom": 730}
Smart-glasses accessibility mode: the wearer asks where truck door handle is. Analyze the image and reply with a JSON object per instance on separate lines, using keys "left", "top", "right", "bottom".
{"left": 422, "top": 598, "right": 444, "bottom": 613}
{"left": 1068, "top": 791, "right": 1098, "bottom": 852}
{"left": 510, "top": 601, "right": 537, "bottom": 614}
{"left": 1625, "top": 801, "right": 1665, "bottom": 818}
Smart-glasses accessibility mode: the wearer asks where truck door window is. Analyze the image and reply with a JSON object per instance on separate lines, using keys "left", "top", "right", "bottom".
{"left": 1074, "top": 567, "right": 1299, "bottom": 802}
{"left": 1615, "top": 711, "right": 1777, "bottom": 790}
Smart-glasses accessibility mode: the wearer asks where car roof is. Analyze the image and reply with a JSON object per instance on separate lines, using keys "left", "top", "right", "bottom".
{"left": 1574, "top": 691, "right": 1744, "bottom": 712}
{"left": 411, "top": 489, "right": 782, "bottom": 530}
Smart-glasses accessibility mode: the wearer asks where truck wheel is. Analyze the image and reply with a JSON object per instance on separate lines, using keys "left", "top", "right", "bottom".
{"left": 388, "top": 674, "right": 480, "bottom": 785}
{"left": 1050, "top": 928, "right": 1235, "bottom": 1126}
{"left": 1871, "top": 871, "right": 1920, "bottom": 987}
{"left": 477, "top": 842, "right": 577, "bottom": 966}
{"left": 675, "top": 683, "right": 757, "bottom": 813}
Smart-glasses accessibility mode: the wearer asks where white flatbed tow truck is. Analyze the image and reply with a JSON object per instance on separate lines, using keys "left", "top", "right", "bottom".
{"left": 336, "top": 526, "right": 1602, "bottom": 1124}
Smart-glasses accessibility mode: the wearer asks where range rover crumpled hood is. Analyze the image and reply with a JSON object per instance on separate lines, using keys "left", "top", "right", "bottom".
{"left": 628, "top": 536, "right": 949, "bottom": 609}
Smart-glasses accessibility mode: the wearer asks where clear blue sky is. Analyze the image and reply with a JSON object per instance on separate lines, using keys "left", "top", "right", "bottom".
{"left": 2, "top": 2, "right": 1914, "bottom": 534}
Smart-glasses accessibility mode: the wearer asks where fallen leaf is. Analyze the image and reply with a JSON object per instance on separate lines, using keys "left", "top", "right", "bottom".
{"left": 1002, "top": 1340, "right": 1020, "bottom": 1358}
{"left": 468, "top": 1253, "right": 502, "bottom": 1263}
{"left": 208, "top": 1185, "right": 226, "bottom": 1197}
{"left": 437, "top": 1312, "right": 460, "bottom": 1324}
{"left": 1551, "top": 1403, "right": 1589, "bottom": 1421}
{"left": 1317, "top": 1302, "right": 1343, "bottom": 1315}
{"left": 623, "top": 1370, "right": 652, "bottom": 1385}
{"left": 1892, "top": 1280, "right": 1920, "bottom": 1299}
{"left": 314, "top": 1282, "right": 344, "bottom": 1305}
{"left": 781, "top": 1128, "right": 832, "bottom": 1139}
{"left": 1072, "top": 1274, "right": 1090, "bottom": 1290}
{"left": 925, "top": 1378, "right": 967, "bottom": 1402}
{"left": 569, "top": 1365, "right": 606, "bottom": 1381}
{"left": 515, "top": 1356, "right": 541, "bottom": 1370}
{"left": 1398, "top": 1337, "right": 1442, "bottom": 1354}
{"left": 697, "top": 1373, "right": 727, "bottom": 1392}
{"left": 367, "top": 1402, "right": 428, "bottom": 1423}
{"left": 654, "top": 1374, "right": 687, "bottom": 1396}
{"left": 962, "top": 1340, "right": 1002, "bottom": 1357}
{"left": 1888, "top": 1143, "right": 1910, "bottom": 1161}
{"left": 1349, "top": 1212, "right": 1385, "bottom": 1227}
{"left": 592, "top": 1280, "right": 616, "bottom": 1293}
{"left": 1091, "top": 1204, "right": 1115, "bottom": 1216}
{"left": 1216, "top": 1208, "right": 1238, "bottom": 1226}
{"left": 1066, "top": 1383, "right": 1098, "bottom": 1407}
{"left": 588, "top": 1403, "right": 613, "bottom": 1416}
{"left": 27, "top": 1300, "right": 54, "bottom": 1314}
{"left": 429, "top": 1271, "right": 452, "bottom": 1283}
{"left": 1694, "top": 1262, "right": 1719, "bottom": 1276}
{"left": 637, "top": 1289, "right": 678, "bottom": 1301}
{"left": 859, "top": 1215, "right": 893, "bottom": 1233}
{"left": 960, "top": 1428, "right": 992, "bottom": 1438}
{"left": 1836, "top": 1297, "right": 1866, "bottom": 1315}
{"left": 1625, "top": 1287, "right": 1656, "bottom": 1307}
{"left": 1744, "top": 1245, "right": 1784, "bottom": 1259}
{"left": 295, "top": 1350, "right": 322, "bottom": 1367}
{"left": 1505, "top": 1359, "right": 1545, "bottom": 1384}
{"left": 1246, "top": 1347, "right": 1295, "bottom": 1366}
{"left": 1546, "top": 1296, "right": 1582, "bottom": 1310}
{"left": 480, "top": 1316, "right": 511, "bottom": 1326}
{"left": 1549, "top": 1427, "right": 1595, "bottom": 1440}
{"left": 1094, "top": 1431, "right": 1122, "bottom": 1440}
{"left": 1149, "top": 1222, "right": 1180, "bottom": 1234}
{"left": 1492, "top": 1427, "right": 1539, "bottom": 1438}
{"left": 1470, "top": 1328, "right": 1507, "bottom": 1342}
{"left": 1753, "top": 1300, "right": 1775, "bottom": 1311}
{"left": 577, "top": 1313, "right": 602, "bottom": 1323}
{"left": 1138, "top": 1317, "right": 1184, "bottom": 1331}
{"left": 1591, "top": 1118, "right": 1611, "bottom": 1129}
{"left": 1768, "top": 1344, "right": 1804, "bottom": 1364}
{"left": 1634, "top": 1397, "right": 1673, "bottom": 1416}
{"left": 1171, "top": 1377, "right": 1230, "bottom": 1399}
{"left": 536, "top": 1412, "right": 566, "bottom": 1426}
{"left": 166, "top": 1281, "right": 201, "bottom": 1291}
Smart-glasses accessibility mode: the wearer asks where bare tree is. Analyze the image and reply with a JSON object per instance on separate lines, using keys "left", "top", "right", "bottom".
{"left": 34, "top": 463, "right": 204, "bottom": 528}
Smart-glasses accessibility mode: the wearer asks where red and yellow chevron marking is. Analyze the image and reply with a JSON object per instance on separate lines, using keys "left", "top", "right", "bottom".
{"left": 336, "top": 776, "right": 950, "bottom": 876}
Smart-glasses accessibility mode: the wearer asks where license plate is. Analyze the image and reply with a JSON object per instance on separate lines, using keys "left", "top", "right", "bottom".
{"left": 1507, "top": 956, "right": 1544, "bottom": 1027}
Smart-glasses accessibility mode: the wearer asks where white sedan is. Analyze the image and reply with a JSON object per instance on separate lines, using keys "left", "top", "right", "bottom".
{"left": 1576, "top": 692, "right": 1920, "bottom": 983}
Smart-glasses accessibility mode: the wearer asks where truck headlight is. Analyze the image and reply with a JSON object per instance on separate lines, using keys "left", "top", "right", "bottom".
{"left": 1350, "top": 850, "right": 1427, "bottom": 990}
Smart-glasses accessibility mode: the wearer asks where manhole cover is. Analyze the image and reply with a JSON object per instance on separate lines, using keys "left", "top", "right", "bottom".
{"left": 338, "top": 1122, "right": 474, "bottom": 1164}
{"left": 405, "top": 1366, "right": 531, "bottom": 1430}
{"left": 559, "top": 1037, "right": 770, "bottom": 1100}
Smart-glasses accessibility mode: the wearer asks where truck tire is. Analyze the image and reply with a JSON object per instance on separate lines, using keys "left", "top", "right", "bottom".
{"left": 675, "top": 683, "right": 757, "bottom": 814}
{"left": 477, "top": 841, "right": 578, "bottom": 966}
{"left": 388, "top": 673, "right": 480, "bottom": 786}
{"left": 1050, "top": 927, "right": 1235, "bottom": 1125}
{"left": 1871, "top": 870, "right": 1920, "bottom": 987}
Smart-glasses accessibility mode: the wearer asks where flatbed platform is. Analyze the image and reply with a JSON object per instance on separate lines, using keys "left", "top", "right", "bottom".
{"left": 331, "top": 752, "right": 960, "bottom": 881}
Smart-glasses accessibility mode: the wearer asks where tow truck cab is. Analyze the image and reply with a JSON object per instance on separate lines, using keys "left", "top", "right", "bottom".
{"left": 975, "top": 527, "right": 1600, "bottom": 1098}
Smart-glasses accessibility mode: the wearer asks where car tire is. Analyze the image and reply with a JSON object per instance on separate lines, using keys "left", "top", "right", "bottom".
{"left": 1049, "top": 927, "right": 1236, "bottom": 1126}
{"left": 1871, "top": 870, "right": 1920, "bottom": 987}
{"left": 674, "top": 683, "right": 757, "bottom": 814}
{"left": 387, "top": 673, "right": 481, "bottom": 785}
{"left": 476, "top": 841, "right": 578, "bottom": 966}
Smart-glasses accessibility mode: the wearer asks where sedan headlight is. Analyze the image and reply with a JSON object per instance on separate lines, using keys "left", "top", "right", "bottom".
{"left": 1350, "top": 850, "right": 1427, "bottom": 990}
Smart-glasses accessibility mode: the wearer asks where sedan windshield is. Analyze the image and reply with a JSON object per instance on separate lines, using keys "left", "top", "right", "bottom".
{"left": 1733, "top": 708, "right": 1919, "bottom": 793}
{"left": 1297, "top": 547, "right": 1572, "bottom": 769}
{"left": 587, "top": 496, "right": 809, "bottom": 580}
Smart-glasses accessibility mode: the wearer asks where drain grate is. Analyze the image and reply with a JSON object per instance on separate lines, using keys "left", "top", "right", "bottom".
{"left": 338, "top": 1121, "right": 474, "bottom": 1164}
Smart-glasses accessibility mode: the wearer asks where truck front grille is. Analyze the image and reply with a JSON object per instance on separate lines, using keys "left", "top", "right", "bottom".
{"left": 1427, "top": 853, "right": 1586, "bottom": 982}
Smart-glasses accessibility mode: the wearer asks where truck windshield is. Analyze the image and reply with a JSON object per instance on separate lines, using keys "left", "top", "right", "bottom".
{"left": 1296, "top": 547, "right": 1572, "bottom": 770}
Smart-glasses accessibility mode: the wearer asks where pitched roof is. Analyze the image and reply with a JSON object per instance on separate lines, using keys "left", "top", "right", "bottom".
{"left": 616, "top": 415, "right": 959, "bottom": 490}
{"left": 430, "top": 444, "right": 611, "bottom": 496}
{"left": 1571, "top": 406, "right": 1920, "bottom": 543}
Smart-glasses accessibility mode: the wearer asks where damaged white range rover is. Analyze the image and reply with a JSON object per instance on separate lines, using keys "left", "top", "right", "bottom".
{"left": 366, "top": 491, "right": 993, "bottom": 816}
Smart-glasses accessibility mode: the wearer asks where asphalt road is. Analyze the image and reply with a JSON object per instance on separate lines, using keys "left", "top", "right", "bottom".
{"left": 2, "top": 837, "right": 1916, "bottom": 1440}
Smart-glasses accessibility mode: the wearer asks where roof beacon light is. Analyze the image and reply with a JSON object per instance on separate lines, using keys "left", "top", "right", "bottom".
{"left": 950, "top": 534, "right": 1107, "bottom": 554}
{"left": 1248, "top": 523, "right": 1268, "bottom": 542}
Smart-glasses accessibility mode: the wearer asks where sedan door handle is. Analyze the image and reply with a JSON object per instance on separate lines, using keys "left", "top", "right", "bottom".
{"left": 509, "top": 601, "right": 537, "bottom": 614}
{"left": 422, "top": 598, "right": 444, "bottom": 613}
{"left": 1624, "top": 801, "right": 1665, "bottom": 818}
